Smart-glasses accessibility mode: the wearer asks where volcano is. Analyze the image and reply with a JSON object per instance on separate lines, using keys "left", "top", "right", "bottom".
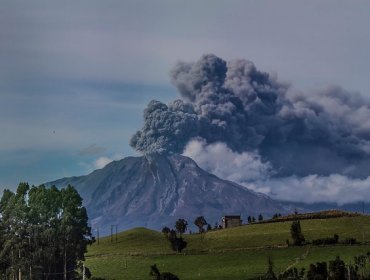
{"left": 46, "top": 154, "right": 287, "bottom": 234}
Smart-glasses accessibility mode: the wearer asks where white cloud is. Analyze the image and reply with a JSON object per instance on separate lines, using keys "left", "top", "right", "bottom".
{"left": 79, "top": 154, "right": 124, "bottom": 173}
{"left": 183, "top": 139, "right": 370, "bottom": 205}
{"left": 94, "top": 157, "right": 113, "bottom": 169}
{"left": 183, "top": 139, "right": 273, "bottom": 182}
{"left": 253, "top": 174, "right": 370, "bottom": 205}
{"left": 93, "top": 154, "right": 123, "bottom": 169}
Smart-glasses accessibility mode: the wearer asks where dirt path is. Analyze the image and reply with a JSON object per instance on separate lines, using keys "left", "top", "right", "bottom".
{"left": 282, "top": 245, "right": 311, "bottom": 273}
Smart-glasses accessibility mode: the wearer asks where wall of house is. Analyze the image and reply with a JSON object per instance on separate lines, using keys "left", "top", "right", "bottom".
{"left": 223, "top": 217, "right": 242, "bottom": 228}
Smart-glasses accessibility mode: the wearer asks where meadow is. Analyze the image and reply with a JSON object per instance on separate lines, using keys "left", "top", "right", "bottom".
{"left": 85, "top": 215, "right": 370, "bottom": 279}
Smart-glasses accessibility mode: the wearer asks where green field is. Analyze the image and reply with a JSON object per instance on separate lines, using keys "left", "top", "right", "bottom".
{"left": 85, "top": 216, "right": 370, "bottom": 279}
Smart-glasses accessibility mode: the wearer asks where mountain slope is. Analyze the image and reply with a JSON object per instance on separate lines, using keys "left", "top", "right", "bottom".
{"left": 46, "top": 154, "right": 286, "bottom": 234}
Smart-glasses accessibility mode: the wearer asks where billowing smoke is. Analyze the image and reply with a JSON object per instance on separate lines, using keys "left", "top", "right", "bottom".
{"left": 131, "top": 54, "right": 370, "bottom": 179}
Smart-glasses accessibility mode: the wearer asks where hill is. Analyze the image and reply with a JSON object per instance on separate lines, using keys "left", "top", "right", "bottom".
{"left": 259, "top": 209, "right": 361, "bottom": 224}
{"left": 46, "top": 153, "right": 286, "bottom": 234}
{"left": 85, "top": 215, "right": 370, "bottom": 279}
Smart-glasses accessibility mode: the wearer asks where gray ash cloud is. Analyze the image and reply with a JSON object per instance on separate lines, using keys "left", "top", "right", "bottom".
{"left": 130, "top": 54, "right": 370, "bottom": 178}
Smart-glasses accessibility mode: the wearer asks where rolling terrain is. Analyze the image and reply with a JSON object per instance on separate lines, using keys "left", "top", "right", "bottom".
{"left": 85, "top": 214, "right": 370, "bottom": 279}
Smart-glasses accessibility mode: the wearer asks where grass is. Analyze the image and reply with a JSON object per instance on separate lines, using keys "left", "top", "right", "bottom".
{"left": 85, "top": 215, "right": 370, "bottom": 279}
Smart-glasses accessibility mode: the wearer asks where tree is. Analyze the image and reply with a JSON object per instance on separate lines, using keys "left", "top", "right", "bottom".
{"left": 276, "top": 254, "right": 369, "bottom": 280}
{"left": 247, "top": 216, "right": 252, "bottom": 223}
{"left": 279, "top": 267, "right": 305, "bottom": 279}
{"left": 0, "top": 183, "right": 31, "bottom": 278}
{"left": 272, "top": 213, "right": 281, "bottom": 219}
{"left": 60, "top": 185, "right": 94, "bottom": 278}
{"left": 0, "top": 183, "right": 93, "bottom": 279}
{"left": 328, "top": 256, "right": 346, "bottom": 280}
{"left": 150, "top": 264, "right": 179, "bottom": 280}
{"left": 290, "top": 220, "right": 305, "bottom": 246}
{"left": 258, "top": 214, "right": 264, "bottom": 222}
{"left": 175, "top": 219, "right": 188, "bottom": 236}
{"left": 168, "top": 230, "right": 187, "bottom": 253}
{"left": 162, "top": 219, "right": 188, "bottom": 253}
{"left": 306, "top": 262, "right": 327, "bottom": 280}
{"left": 162, "top": 227, "right": 171, "bottom": 237}
{"left": 163, "top": 227, "right": 187, "bottom": 253}
{"left": 252, "top": 216, "right": 256, "bottom": 223}
{"left": 194, "top": 216, "right": 207, "bottom": 233}
{"left": 170, "top": 236, "right": 187, "bottom": 253}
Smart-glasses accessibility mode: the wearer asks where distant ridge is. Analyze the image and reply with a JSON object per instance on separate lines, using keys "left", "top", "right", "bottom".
{"left": 46, "top": 153, "right": 287, "bottom": 235}
{"left": 259, "top": 209, "right": 362, "bottom": 225}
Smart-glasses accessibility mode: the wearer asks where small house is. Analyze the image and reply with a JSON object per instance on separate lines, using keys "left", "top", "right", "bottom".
{"left": 222, "top": 215, "right": 242, "bottom": 229}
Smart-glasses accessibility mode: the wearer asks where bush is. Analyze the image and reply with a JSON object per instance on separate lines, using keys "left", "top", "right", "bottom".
{"left": 258, "top": 214, "right": 264, "bottom": 222}
{"left": 150, "top": 264, "right": 179, "bottom": 280}
{"left": 278, "top": 267, "right": 305, "bottom": 280}
{"left": 162, "top": 227, "right": 171, "bottom": 237}
{"left": 306, "top": 262, "right": 327, "bottom": 280}
{"left": 342, "top": 237, "right": 357, "bottom": 245}
{"left": 312, "top": 234, "right": 339, "bottom": 246}
{"left": 169, "top": 236, "right": 187, "bottom": 253}
{"left": 263, "top": 254, "right": 370, "bottom": 280}
{"left": 160, "top": 272, "right": 180, "bottom": 280}
{"left": 329, "top": 256, "right": 346, "bottom": 279}
{"left": 165, "top": 229, "right": 187, "bottom": 253}
{"left": 272, "top": 213, "right": 282, "bottom": 219}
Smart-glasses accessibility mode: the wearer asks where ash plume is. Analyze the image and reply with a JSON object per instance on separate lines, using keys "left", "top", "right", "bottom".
{"left": 131, "top": 54, "right": 370, "bottom": 178}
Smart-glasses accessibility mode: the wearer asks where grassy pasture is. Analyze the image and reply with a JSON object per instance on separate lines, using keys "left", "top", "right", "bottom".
{"left": 85, "top": 215, "right": 370, "bottom": 279}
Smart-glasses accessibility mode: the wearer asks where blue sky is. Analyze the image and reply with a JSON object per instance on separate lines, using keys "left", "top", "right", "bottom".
{"left": 1, "top": 0, "right": 370, "bottom": 190}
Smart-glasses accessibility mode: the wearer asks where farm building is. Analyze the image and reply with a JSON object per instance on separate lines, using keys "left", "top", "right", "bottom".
{"left": 222, "top": 215, "right": 242, "bottom": 228}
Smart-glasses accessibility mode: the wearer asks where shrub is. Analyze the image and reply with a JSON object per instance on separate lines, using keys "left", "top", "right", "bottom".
{"left": 342, "top": 237, "right": 357, "bottom": 245}
{"left": 162, "top": 227, "right": 171, "bottom": 237}
{"left": 278, "top": 267, "right": 305, "bottom": 280}
{"left": 150, "top": 264, "right": 179, "bottom": 280}
{"left": 258, "top": 214, "right": 264, "bottom": 222}
{"left": 328, "top": 256, "right": 346, "bottom": 279}
{"left": 167, "top": 229, "right": 187, "bottom": 253}
{"left": 306, "top": 262, "right": 327, "bottom": 280}
{"left": 290, "top": 220, "right": 305, "bottom": 246}
{"left": 312, "top": 234, "right": 339, "bottom": 246}
{"left": 169, "top": 236, "right": 187, "bottom": 253}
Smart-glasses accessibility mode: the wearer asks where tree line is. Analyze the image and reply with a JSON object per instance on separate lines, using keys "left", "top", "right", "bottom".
{"left": 0, "top": 183, "right": 94, "bottom": 280}
{"left": 289, "top": 220, "right": 358, "bottom": 247}
{"left": 259, "top": 253, "right": 370, "bottom": 280}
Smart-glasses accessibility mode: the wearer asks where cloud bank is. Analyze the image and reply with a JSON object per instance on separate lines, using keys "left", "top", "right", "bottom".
{"left": 130, "top": 54, "right": 370, "bottom": 204}
{"left": 183, "top": 140, "right": 370, "bottom": 204}
{"left": 247, "top": 175, "right": 370, "bottom": 205}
